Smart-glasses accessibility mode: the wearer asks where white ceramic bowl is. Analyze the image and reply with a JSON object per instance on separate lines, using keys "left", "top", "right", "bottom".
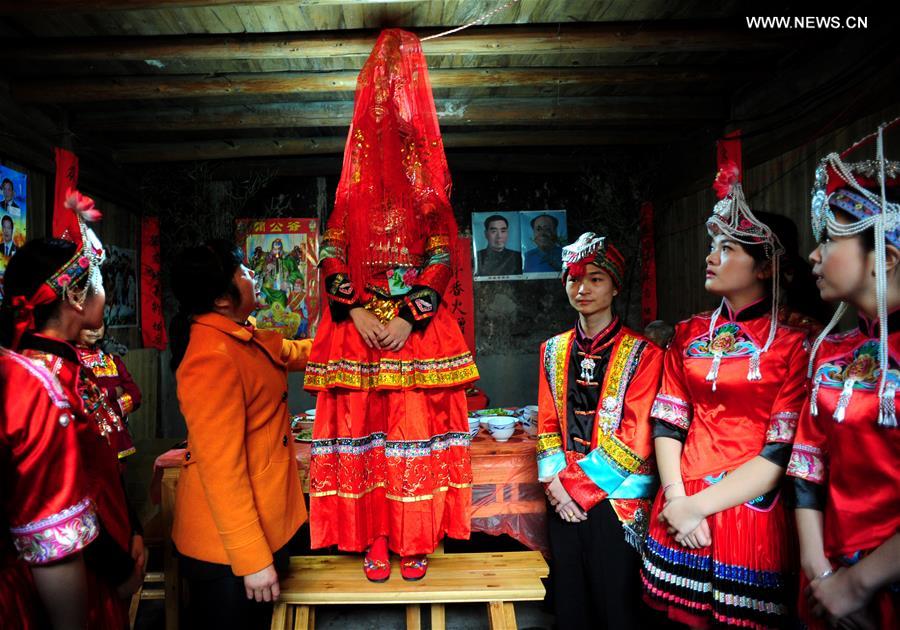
{"left": 518, "top": 405, "right": 538, "bottom": 420}
{"left": 483, "top": 415, "right": 515, "bottom": 428}
{"left": 467, "top": 417, "right": 481, "bottom": 439}
{"left": 304, "top": 408, "right": 317, "bottom": 417}
{"left": 484, "top": 416, "right": 515, "bottom": 441}
{"left": 489, "top": 425, "right": 515, "bottom": 442}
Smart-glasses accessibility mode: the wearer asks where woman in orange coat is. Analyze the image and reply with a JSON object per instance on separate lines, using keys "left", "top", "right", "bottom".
{"left": 168, "top": 240, "right": 311, "bottom": 630}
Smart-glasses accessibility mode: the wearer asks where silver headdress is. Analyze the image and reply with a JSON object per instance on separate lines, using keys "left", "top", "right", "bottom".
{"left": 808, "top": 118, "right": 900, "bottom": 428}
{"left": 704, "top": 161, "right": 784, "bottom": 390}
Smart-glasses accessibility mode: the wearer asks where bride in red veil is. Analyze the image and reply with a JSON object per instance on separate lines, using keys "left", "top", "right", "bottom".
{"left": 304, "top": 29, "right": 479, "bottom": 582}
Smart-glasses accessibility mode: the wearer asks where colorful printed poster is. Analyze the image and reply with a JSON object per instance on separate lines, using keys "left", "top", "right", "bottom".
{"left": 236, "top": 218, "right": 320, "bottom": 340}
{"left": 0, "top": 164, "right": 27, "bottom": 300}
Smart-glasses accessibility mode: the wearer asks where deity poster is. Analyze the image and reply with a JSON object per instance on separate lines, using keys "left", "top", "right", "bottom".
{"left": 236, "top": 218, "right": 319, "bottom": 340}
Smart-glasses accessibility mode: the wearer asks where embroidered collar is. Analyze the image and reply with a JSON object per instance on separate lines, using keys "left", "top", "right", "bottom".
{"left": 722, "top": 296, "right": 771, "bottom": 322}
{"left": 858, "top": 308, "right": 900, "bottom": 338}
{"left": 575, "top": 316, "right": 621, "bottom": 354}
{"left": 19, "top": 332, "right": 81, "bottom": 364}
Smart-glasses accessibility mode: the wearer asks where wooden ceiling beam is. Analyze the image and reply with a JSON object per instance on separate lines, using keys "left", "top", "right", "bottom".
{"left": 0, "top": 0, "right": 413, "bottom": 13}
{"left": 13, "top": 67, "right": 733, "bottom": 104}
{"left": 0, "top": 24, "right": 788, "bottom": 62}
{"left": 205, "top": 151, "right": 612, "bottom": 178}
{"left": 75, "top": 97, "right": 720, "bottom": 131}
{"left": 113, "top": 130, "right": 677, "bottom": 163}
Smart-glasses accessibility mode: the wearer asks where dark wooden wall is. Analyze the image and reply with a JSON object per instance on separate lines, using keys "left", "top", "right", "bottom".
{"left": 0, "top": 115, "right": 160, "bottom": 437}
{"left": 655, "top": 105, "right": 900, "bottom": 326}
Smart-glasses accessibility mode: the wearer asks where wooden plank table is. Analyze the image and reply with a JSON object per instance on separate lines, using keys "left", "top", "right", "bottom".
{"left": 155, "top": 428, "right": 547, "bottom": 630}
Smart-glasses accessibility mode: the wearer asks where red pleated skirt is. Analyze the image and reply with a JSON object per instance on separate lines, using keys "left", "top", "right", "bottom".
{"left": 306, "top": 306, "right": 478, "bottom": 556}
{"left": 641, "top": 478, "right": 796, "bottom": 629}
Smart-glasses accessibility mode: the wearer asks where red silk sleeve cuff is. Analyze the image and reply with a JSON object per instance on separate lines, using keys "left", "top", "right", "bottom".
{"left": 416, "top": 263, "right": 452, "bottom": 295}
{"left": 117, "top": 392, "right": 135, "bottom": 416}
{"left": 402, "top": 286, "right": 440, "bottom": 322}
{"left": 325, "top": 273, "right": 358, "bottom": 306}
{"left": 559, "top": 462, "right": 607, "bottom": 512}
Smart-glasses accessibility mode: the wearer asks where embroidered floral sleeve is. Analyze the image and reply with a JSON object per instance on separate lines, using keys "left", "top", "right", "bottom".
{"left": 2, "top": 349, "right": 98, "bottom": 566}
{"left": 787, "top": 369, "right": 829, "bottom": 510}
{"left": 760, "top": 334, "right": 808, "bottom": 467}
{"left": 766, "top": 411, "right": 800, "bottom": 444}
{"left": 650, "top": 328, "right": 694, "bottom": 434}
{"left": 414, "top": 234, "right": 452, "bottom": 295}
{"left": 319, "top": 226, "right": 350, "bottom": 279}
{"left": 398, "top": 234, "right": 452, "bottom": 329}
{"left": 651, "top": 393, "right": 692, "bottom": 431}
{"left": 11, "top": 498, "right": 99, "bottom": 565}
{"left": 319, "top": 225, "right": 361, "bottom": 320}
{"left": 787, "top": 442, "right": 826, "bottom": 484}
{"left": 787, "top": 401, "right": 828, "bottom": 487}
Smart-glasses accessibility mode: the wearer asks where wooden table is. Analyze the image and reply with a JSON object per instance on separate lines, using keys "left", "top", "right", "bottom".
{"left": 155, "top": 428, "right": 546, "bottom": 630}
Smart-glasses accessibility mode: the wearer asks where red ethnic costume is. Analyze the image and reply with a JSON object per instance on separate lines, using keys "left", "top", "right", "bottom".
{"left": 536, "top": 233, "right": 663, "bottom": 630}
{"left": 787, "top": 126, "right": 900, "bottom": 628}
{"left": 641, "top": 167, "right": 809, "bottom": 628}
{"left": 75, "top": 345, "right": 140, "bottom": 460}
{"left": 7, "top": 192, "right": 139, "bottom": 628}
{"left": 1, "top": 347, "right": 98, "bottom": 629}
{"left": 304, "top": 30, "right": 479, "bottom": 558}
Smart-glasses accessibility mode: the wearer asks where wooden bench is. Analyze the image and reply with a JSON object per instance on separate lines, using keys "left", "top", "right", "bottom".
{"left": 270, "top": 551, "right": 548, "bottom": 630}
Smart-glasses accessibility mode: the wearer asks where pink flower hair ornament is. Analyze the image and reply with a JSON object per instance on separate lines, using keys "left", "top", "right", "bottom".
{"left": 64, "top": 189, "right": 102, "bottom": 223}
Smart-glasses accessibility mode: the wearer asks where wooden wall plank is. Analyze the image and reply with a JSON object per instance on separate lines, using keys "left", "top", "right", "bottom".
{"left": 0, "top": 24, "right": 788, "bottom": 63}
{"left": 12, "top": 67, "right": 732, "bottom": 104}
{"left": 112, "top": 129, "right": 675, "bottom": 162}
{"left": 655, "top": 105, "right": 900, "bottom": 325}
{"left": 121, "top": 349, "right": 160, "bottom": 440}
{"left": 74, "top": 97, "right": 718, "bottom": 131}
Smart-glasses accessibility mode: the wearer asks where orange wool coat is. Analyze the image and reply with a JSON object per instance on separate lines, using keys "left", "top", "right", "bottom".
{"left": 172, "top": 312, "right": 311, "bottom": 576}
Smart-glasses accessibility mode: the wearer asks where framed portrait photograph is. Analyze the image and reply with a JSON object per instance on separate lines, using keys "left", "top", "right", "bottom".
{"left": 471, "top": 211, "right": 523, "bottom": 281}
{"left": 236, "top": 218, "right": 320, "bottom": 340}
{"left": 0, "top": 164, "right": 27, "bottom": 300}
{"left": 520, "top": 210, "right": 568, "bottom": 278}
